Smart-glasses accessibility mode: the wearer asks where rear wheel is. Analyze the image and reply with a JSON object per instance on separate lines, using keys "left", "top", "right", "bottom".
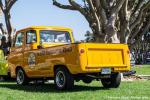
{"left": 54, "top": 67, "right": 74, "bottom": 90}
{"left": 101, "top": 73, "right": 121, "bottom": 88}
{"left": 16, "top": 68, "right": 29, "bottom": 85}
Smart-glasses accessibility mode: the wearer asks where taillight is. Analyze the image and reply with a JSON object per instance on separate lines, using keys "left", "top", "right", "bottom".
{"left": 80, "top": 48, "right": 85, "bottom": 54}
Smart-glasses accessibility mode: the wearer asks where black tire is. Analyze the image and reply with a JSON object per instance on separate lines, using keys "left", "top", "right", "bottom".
{"left": 82, "top": 78, "right": 93, "bottom": 84}
{"left": 16, "top": 68, "right": 29, "bottom": 85}
{"left": 101, "top": 73, "right": 121, "bottom": 88}
{"left": 54, "top": 67, "right": 74, "bottom": 90}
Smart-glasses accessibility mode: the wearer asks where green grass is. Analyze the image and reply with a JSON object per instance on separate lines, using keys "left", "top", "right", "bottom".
{"left": 132, "top": 65, "right": 150, "bottom": 75}
{"left": 0, "top": 81, "right": 149, "bottom": 100}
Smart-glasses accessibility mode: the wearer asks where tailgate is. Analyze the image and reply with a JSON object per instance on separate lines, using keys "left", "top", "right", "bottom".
{"left": 85, "top": 44, "right": 129, "bottom": 68}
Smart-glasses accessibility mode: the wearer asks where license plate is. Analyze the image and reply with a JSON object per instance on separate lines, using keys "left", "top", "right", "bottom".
{"left": 101, "top": 68, "right": 111, "bottom": 74}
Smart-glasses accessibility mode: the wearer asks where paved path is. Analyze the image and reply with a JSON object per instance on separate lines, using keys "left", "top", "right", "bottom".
{"left": 122, "top": 74, "right": 150, "bottom": 81}
{"left": 138, "top": 75, "right": 150, "bottom": 80}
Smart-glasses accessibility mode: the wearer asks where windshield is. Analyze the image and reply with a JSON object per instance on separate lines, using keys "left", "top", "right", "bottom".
{"left": 40, "top": 30, "right": 71, "bottom": 43}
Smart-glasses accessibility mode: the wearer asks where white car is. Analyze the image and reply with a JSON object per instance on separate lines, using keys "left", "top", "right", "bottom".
{"left": 130, "top": 53, "right": 135, "bottom": 66}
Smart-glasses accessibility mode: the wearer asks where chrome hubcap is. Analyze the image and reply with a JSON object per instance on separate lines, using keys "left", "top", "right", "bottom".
{"left": 17, "top": 70, "right": 24, "bottom": 84}
{"left": 56, "top": 71, "right": 65, "bottom": 88}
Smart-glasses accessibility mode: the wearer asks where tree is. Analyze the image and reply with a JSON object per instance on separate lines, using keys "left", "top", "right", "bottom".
{"left": 0, "top": 0, "right": 17, "bottom": 46}
{"left": 131, "top": 30, "right": 150, "bottom": 64}
{"left": 84, "top": 31, "right": 94, "bottom": 42}
{"left": 52, "top": 0, "right": 150, "bottom": 43}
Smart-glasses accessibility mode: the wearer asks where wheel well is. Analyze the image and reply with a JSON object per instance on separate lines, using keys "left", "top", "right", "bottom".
{"left": 54, "top": 65, "right": 70, "bottom": 73}
{"left": 15, "top": 66, "right": 23, "bottom": 74}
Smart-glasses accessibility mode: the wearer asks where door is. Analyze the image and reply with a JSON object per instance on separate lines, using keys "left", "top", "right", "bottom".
{"left": 11, "top": 32, "right": 24, "bottom": 71}
{"left": 24, "top": 30, "right": 52, "bottom": 77}
{"left": 23, "top": 30, "right": 41, "bottom": 77}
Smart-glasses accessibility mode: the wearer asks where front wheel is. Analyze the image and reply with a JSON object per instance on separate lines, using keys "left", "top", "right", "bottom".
{"left": 54, "top": 67, "right": 74, "bottom": 90}
{"left": 16, "top": 68, "right": 29, "bottom": 85}
{"left": 101, "top": 73, "right": 121, "bottom": 88}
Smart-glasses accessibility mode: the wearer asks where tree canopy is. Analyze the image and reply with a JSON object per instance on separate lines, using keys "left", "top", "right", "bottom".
{"left": 52, "top": 0, "right": 150, "bottom": 44}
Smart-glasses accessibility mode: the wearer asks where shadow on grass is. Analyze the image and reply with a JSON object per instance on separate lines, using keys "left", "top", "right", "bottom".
{"left": 0, "top": 82, "right": 110, "bottom": 93}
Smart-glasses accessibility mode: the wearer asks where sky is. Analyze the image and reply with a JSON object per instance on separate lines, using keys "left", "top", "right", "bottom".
{"left": 8, "top": 0, "right": 91, "bottom": 41}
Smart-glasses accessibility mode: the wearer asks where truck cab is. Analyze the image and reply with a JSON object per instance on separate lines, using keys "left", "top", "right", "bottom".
{"left": 9, "top": 26, "right": 74, "bottom": 77}
{"left": 13, "top": 26, "right": 74, "bottom": 49}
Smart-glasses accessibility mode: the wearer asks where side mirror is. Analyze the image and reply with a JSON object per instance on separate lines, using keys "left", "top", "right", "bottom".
{"left": 37, "top": 45, "right": 44, "bottom": 49}
{"left": 37, "top": 41, "right": 44, "bottom": 49}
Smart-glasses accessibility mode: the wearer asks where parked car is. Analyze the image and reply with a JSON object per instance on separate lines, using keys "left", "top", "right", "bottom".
{"left": 146, "top": 52, "right": 150, "bottom": 64}
{"left": 8, "top": 26, "right": 131, "bottom": 90}
{"left": 130, "top": 53, "right": 135, "bottom": 66}
{"left": 0, "top": 49, "right": 8, "bottom": 76}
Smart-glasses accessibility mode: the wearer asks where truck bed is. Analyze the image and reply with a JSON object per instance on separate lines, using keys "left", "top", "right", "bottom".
{"left": 78, "top": 43, "right": 130, "bottom": 72}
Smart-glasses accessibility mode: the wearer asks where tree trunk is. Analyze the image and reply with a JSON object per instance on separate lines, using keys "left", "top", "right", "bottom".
{"left": 94, "top": 34, "right": 105, "bottom": 43}
{"left": 106, "top": 14, "right": 120, "bottom": 43}
{"left": 4, "top": 11, "right": 12, "bottom": 46}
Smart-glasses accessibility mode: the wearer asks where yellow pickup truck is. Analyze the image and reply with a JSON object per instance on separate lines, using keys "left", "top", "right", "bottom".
{"left": 8, "top": 26, "right": 130, "bottom": 90}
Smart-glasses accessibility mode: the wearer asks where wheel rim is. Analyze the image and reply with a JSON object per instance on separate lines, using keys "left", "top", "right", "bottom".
{"left": 17, "top": 70, "right": 24, "bottom": 84}
{"left": 56, "top": 71, "right": 66, "bottom": 88}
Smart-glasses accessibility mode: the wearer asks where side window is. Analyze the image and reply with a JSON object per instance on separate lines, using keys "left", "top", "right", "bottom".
{"left": 15, "top": 32, "right": 24, "bottom": 47}
{"left": 26, "top": 30, "right": 37, "bottom": 44}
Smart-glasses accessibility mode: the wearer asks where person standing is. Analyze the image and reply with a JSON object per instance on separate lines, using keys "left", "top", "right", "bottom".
{"left": 1, "top": 36, "right": 8, "bottom": 56}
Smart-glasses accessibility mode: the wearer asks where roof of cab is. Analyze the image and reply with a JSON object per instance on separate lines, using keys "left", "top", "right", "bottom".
{"left": 17, "top": 26, "right": 73, "bottom": 32}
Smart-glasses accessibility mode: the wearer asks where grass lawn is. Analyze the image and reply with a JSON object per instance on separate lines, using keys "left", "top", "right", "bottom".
{"left": 0, "top": 81, "right": 149, "bottom": 100}
{"left": 132, "top": 65, "right": 150, "bottom": 75}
